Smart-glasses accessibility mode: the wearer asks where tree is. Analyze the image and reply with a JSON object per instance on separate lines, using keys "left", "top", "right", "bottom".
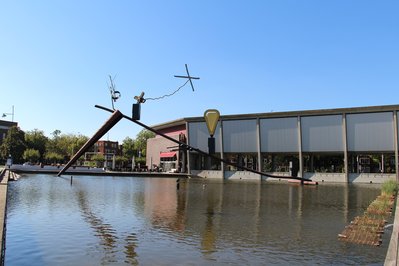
{"left": 46, "top": 131, "right": 89, "bottom": 162}
{"left": 46, "top": 129, "right": 63, "bottom": 156}
{"left": 91, "top": 154, "right": 105, "bottom": 168}
{"left": 74, "top": 134, "right": 89, "bottom": 154}
{"left": 23, "top": 149, "right": 40, "bottom": 163}
{"left": 45, "top": 152, "right": 64, "bottom": 164}
{"left": 52, "top": 129, "right": 61, "bottom": 138}
{"left": 25, "top": 129, "right": 48, "bottom": 161}
{"left": 0, "top": 126, "right": 26, "bottom": 163}
{"left": 134, "top": 129, "right": 155, "bottom": 157}
{"left": 115, "top": 155, "right": 128, "bottom": 170}
{"left": 62, "top": 133, "right": 89, "bottom": 158}
{"left": 122, "top": 137, "right": 136, "bottom": 158}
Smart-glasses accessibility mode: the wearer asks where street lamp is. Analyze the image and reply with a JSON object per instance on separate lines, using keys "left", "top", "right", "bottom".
{"left": 2, "top": 105, "right": 14, "bottom": 122}
{"left": 6, "top": 154, "right": 12, "bottom": 179}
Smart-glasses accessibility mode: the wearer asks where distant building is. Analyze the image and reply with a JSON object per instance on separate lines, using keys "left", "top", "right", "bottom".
{"left": 147, "top": 104, "right": 399, "bottom": 183}
{"left": 85, "top": 140, "right": 120, "bottom": 169}
{"left": 146, "top": 123, "right": 186, "bottom": 172}
{"left": 0, "top": 119, "right": 18, "bottom": 145}
{"left": 94, "top": 140, "right": 120, "bottom": 155}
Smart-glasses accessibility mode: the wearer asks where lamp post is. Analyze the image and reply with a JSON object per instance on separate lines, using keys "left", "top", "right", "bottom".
{"left": 6, "top": 154, "right": 12, "bottom": 179}
{"left": 204, "top": 109, "right": 220, "bottom": 155}
{"left": 204, "top": 109, "right": 220, "bottom": 170}
{"left": 2, "top": 105, "right": 14, "bottom": 122}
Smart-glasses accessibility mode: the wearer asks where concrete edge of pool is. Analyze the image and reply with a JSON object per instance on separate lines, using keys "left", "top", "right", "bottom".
{"left": 8, "top": 165, "right": 190, "bottom": 178}
{"left": 0, "top": 169, "right": 9, "bottom": 266}
{"left": 384, "top": 194, "right": 399, "bottom": 265}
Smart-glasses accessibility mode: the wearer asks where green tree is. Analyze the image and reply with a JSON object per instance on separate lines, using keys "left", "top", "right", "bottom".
{"left": 122, "top": 137, "right": 136, "bottom": 158}
{"left": 135, "top": 156, "right": 146, "bottom": 165}
{"left": 25, "top": 129, "right": 48, "bottom": 161}
{"left": 0, "top": 126, "right": 26, "bottom": 163}
{"left": 45, "top": 152, "right": 64, "bottom": 164}
{"left": 46, "top": 131, "right": 89, "bottom": 162}
{"left": 91, "top": 154, "right": 105, "bottom": 168}
{"left": 134, "top": 129, "right": 155, "bottom": 157}
{"left": 23, "top": 148, "right": 40, "bottom": 163}
{"left": 62, "top": 133, "right": 89, "bottom": 158}
{"left": 46, "top": 129, "right": 63, "bottom": 155}
{"left": 115, "top": 155, "right": 128, "bottom": 170}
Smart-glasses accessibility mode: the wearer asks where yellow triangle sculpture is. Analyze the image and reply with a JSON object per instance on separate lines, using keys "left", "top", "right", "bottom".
{"left": 204, "top": 109, "right": 220, "bottom": 137}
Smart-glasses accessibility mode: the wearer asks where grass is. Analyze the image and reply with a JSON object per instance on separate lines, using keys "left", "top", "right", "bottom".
{"left": 382, "top": 180, "right": 398, "bottom": 196}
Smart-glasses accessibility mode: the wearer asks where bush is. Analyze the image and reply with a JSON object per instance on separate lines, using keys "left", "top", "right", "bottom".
{"left": 23, "top": 148, "right": 40, "bottom": 163}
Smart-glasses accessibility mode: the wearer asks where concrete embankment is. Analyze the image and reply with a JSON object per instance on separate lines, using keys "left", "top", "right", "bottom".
{"left": 385, "top": 195, "right": 399, "bottom": 265}
{"left": 0, "top": 169, "right": 9, "bottom": 266}
{"left": 10, "top": 164, "right": 190, "bottom": 178}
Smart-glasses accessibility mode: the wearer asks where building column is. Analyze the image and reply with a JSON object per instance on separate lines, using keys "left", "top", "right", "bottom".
{"left": 219, "top": 120, "right": 225, "bottom": 179}
{"left": 393, "top": 111, "right": 399, "bottom": 181}
{"left": 181, "top": 149, "right": 187, "bottom": 173}
{"left": 342, "top": 113, "right": 349, "bottom": 183}
{"left": 297, "top": 116, "right": 303, "bottom": 178}
{"left": 256, "top": 118, "right": 262, "bottom": 179}
{"left": 186, "top": 122, "right": 191, "bottom": 175}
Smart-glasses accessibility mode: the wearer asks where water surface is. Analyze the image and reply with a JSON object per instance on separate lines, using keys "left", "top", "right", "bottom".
{"left": 5, "top": 174, "right": 391, "bottom": 265}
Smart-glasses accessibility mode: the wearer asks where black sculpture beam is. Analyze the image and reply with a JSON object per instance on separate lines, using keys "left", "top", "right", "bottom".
{"left": 57, "top": 110, "right": 123, "bottom": 176}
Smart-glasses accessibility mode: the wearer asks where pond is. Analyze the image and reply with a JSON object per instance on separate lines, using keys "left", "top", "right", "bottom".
{"left": 5, "top": 174, "right": 392, "bottom": 265}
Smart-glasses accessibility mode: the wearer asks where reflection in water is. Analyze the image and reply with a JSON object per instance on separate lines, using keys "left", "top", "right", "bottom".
{"left": 75, "top": 190, "right": 118, "bottom": 262}
{"left": 5, "top": 175, "right": 390, "bottom": 265}
{"left": 201, "top": 187, "right": 220, "bottom": 257}
{"left": 74, "top": 185, "right": 138, "bottom": 265}
{"left": 124, "top": 234, "right": 138, "bottom": 264}
{"left": 143, "top": 178, "right": 187, "bottom": 233}
{"left": 201, "top": 212, "right": 216, "bottom": 255}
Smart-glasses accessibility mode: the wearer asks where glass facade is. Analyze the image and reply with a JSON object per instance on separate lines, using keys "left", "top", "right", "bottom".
{"left": 224, "top": 153, "right": 258, "bottom": 171}
{"left": 190, "top": 152, "right": 221, "bottom": 170}
{"left": 303, "top": 153, "right": 344, "bottom": 173}
{"left": 348, "top": 153, "right": 395, "bottom": 174}
{"left": 183, "top": 107, "right": 399, "bottom": 180}
{"left": 261, "top": 153, "right": 298, "bottom": 173}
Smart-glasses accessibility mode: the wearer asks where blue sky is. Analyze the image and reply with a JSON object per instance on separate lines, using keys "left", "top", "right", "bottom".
{"left": 1, "top": 1, "right": 398, "bottom": 142}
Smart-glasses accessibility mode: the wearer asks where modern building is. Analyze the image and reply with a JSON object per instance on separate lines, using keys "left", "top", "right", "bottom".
{"left": 147, "top": 104, "right": 399, "bottom": 183}
{"left": 0, "top": 119, "right": 18, "bottom": 145}
{"left": 146, "top": 124, "right": 186, "bottom": 172}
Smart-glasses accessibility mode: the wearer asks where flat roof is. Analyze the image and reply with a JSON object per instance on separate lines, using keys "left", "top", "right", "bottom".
{"left": 0, "top": 120, "right": 18, "bottom": 127}
{"left": 152, "top": 104, "right": 399, "bottom": 130}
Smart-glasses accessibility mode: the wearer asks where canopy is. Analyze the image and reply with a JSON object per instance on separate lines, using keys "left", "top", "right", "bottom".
{"left": 160, "top": 151, "right": 177, "bottom": 158}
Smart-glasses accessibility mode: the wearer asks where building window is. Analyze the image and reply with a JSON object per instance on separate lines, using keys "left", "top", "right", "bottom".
{"left": 160, "top": 154, "right": 177, "bottom": 172}
{"left": 224, "top": 153, "right": 258, "bottom": 171}
{"left": 190, "top": 152, "right": 221, "bottom": 170}
{"left": 261, "top": 153, "right": 298, "bottom": 173}
{"left": 348, "top": 153, "right": 395, "bottom": 174}
{"left": 303, "top": 153, "right": 344, "bottom": 173}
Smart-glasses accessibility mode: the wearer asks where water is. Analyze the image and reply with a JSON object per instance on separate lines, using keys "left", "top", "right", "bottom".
{"left": 5, "top": 174, "right": 392, "bottom": 265}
